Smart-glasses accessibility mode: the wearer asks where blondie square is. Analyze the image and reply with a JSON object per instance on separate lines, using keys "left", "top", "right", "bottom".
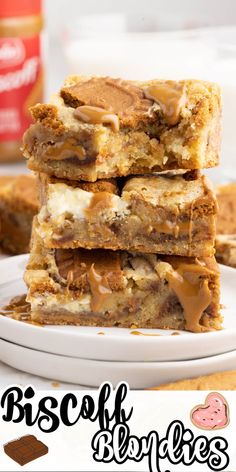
{"left": 24, "top": 223, "right": 221, "bottom": 333}
{"left": 215, "top": 183, "right": 236, "bottom": 268}
{"left": 0, "top": 175, "right": 38, "bottom": 254}
{"left": 37, "top": 171, "right": 217, "bottom": 257}
{"left": 23, "top": 76, "right": 221, "bottom": 182}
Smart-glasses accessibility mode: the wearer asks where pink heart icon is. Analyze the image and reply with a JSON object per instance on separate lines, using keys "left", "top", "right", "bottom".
{"left": 191, "top": 392, "right": 229, "bottom": 430}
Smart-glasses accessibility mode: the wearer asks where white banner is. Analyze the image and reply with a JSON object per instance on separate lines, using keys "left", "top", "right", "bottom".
{"left": 0, "top": 383, "right": 235, "bottom": 471}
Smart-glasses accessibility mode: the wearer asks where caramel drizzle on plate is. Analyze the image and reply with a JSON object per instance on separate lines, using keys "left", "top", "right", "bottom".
{"left": 130, "top": 331, "right": 161, "bottom": 337}
{"left": 167, "top": 263, "right": 212, "bottom": 332}
{"left": 0, "top": 294, "right": 42, "bottom": 326}
{"left": 74, "top": 106, "right": 119, "bottom": 132}
{"left": 144, "top": 81, "right": 186, "bottom": 125}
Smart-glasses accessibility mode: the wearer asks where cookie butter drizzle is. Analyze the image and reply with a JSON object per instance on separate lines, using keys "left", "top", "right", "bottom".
{"left": 87, "top": 264, "right": 112, "bottom": 311}
{"left": 46, "top": 139, "right": 85, "bottom": 161}
{"left": 167, "top": 263, "right": 212, "bottom": 332}
{"left": 144, "top": 81, "right": 186, "bottom": 125}
{"left": 74, "top": 106, "right": 119, "bottom": 132}
{"left": 130, "top": 331, "right": 161, "bottom": 337}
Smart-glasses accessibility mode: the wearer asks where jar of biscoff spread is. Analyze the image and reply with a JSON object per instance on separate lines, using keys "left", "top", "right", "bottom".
{"left": 0, "top": 0, "right": 43, "bottom": 162}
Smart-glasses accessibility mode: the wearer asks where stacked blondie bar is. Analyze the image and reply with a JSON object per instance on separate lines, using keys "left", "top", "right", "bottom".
{"left": 23, "top": 76, "right": 222, "bottom": 333}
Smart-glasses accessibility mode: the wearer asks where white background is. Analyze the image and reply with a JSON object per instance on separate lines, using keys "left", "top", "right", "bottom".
{"left": 0, "top": 388, "right": 235, "bottom": 471}
{"left": 44, "top": 0, "right": 236, "bottom": 35}
{"left": 1, "top": 0, "right": 236, "bottom": 403}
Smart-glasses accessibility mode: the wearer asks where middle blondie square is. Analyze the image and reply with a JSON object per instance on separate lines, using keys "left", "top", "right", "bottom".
{"left": 36, "top": 170, "right": 217, "bottom": 257}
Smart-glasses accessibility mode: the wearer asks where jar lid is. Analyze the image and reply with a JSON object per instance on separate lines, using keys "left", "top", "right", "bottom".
{"left": 0, "top": 0, "right": 42, "bottom": 18}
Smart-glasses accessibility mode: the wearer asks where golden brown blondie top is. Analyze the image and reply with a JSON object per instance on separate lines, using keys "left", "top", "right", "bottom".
{"left": 31, "top": 75, "right": 221, "bottom": 132}
{"left": 23, "top": 76, "right": 221, "bottom": 180}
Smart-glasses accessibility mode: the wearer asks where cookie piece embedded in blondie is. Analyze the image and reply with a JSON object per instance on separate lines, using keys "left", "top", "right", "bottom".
{"left": 23, "top": 76, "right": 221, "bottom": 182}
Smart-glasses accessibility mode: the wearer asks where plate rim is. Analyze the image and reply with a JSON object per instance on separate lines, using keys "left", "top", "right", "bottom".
{"left": 1, "top": 336, "right": 236, "bottom": 367}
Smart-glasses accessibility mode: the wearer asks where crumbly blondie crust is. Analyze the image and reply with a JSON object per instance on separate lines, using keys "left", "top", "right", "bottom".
{"left": 215, "top": 183, "right": 236, "bottom": 268}
{"left": 151, "top": 370, "right": 236, "bottom": 390}
{"left": 37, "top": 171, "right": 217, "bottom": 257}
{"left": 0, "top": 175, "right": 38, "bottom": 254}
{"left": 24, "top": 225, "right": 221, "bottom": 333}
{"left": 23, "top": 76, "right": 221, "bottom": 182}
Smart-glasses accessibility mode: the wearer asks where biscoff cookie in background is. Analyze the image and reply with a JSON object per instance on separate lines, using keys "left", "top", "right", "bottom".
{"left": 215, "top": 183, "right": 236, "bottom": 268}
{"left": 151, "top": 370, "right": 236, "bottom": 390}
{"left": 0, "top": 175, "right": 38, "bottom": 255}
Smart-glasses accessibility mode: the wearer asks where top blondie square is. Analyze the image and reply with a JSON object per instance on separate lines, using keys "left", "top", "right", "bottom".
{"left": 23, "top": 76, "right": 221, "bottom": 182}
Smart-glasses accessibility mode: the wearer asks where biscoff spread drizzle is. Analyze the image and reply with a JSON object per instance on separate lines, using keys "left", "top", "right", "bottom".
{"left": 44, "top": 139, "right": 85, "bottom": 161}
{"left": 87, "top": 264, "right": 112, "bottom": 311}
{"left": 130, "top": 331, "right": 161, "bottom": 336}
{"left": 74, "top": 106, "right": 119, "bottom": 132}
{"left": 167, "top": 261, "right": 212, "bottom": 332}
{"left": 144, "top": 81, "right": 186, "bottom": 125}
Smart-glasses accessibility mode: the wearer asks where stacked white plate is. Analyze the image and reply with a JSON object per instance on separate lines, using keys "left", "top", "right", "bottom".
{"left": 0, "top": 255, "right": 236, "bottom": 389}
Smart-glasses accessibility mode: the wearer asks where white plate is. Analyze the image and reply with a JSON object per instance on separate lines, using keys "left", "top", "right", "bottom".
{"left": 0, "top": 255, "right": 236, "bottom": 362}
{"left": 0, "top": 338, "right": 236, "bottom": 388}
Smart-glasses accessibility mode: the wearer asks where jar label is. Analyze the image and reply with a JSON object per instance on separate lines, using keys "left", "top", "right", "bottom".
{"left": 0, "top": 35, "right": 42, "bottom": 142}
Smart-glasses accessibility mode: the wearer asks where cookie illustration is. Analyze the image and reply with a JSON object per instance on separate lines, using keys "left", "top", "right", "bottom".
{"left": 191, "top": 392, "right": 229, "bottom": 430}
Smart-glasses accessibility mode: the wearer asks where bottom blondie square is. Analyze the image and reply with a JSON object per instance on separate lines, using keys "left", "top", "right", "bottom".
{"left": 24, "top": 222, "right": 221, "bottom": 333}
{"left": 0, "top": 175, "right": 38, "bottom": 254}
